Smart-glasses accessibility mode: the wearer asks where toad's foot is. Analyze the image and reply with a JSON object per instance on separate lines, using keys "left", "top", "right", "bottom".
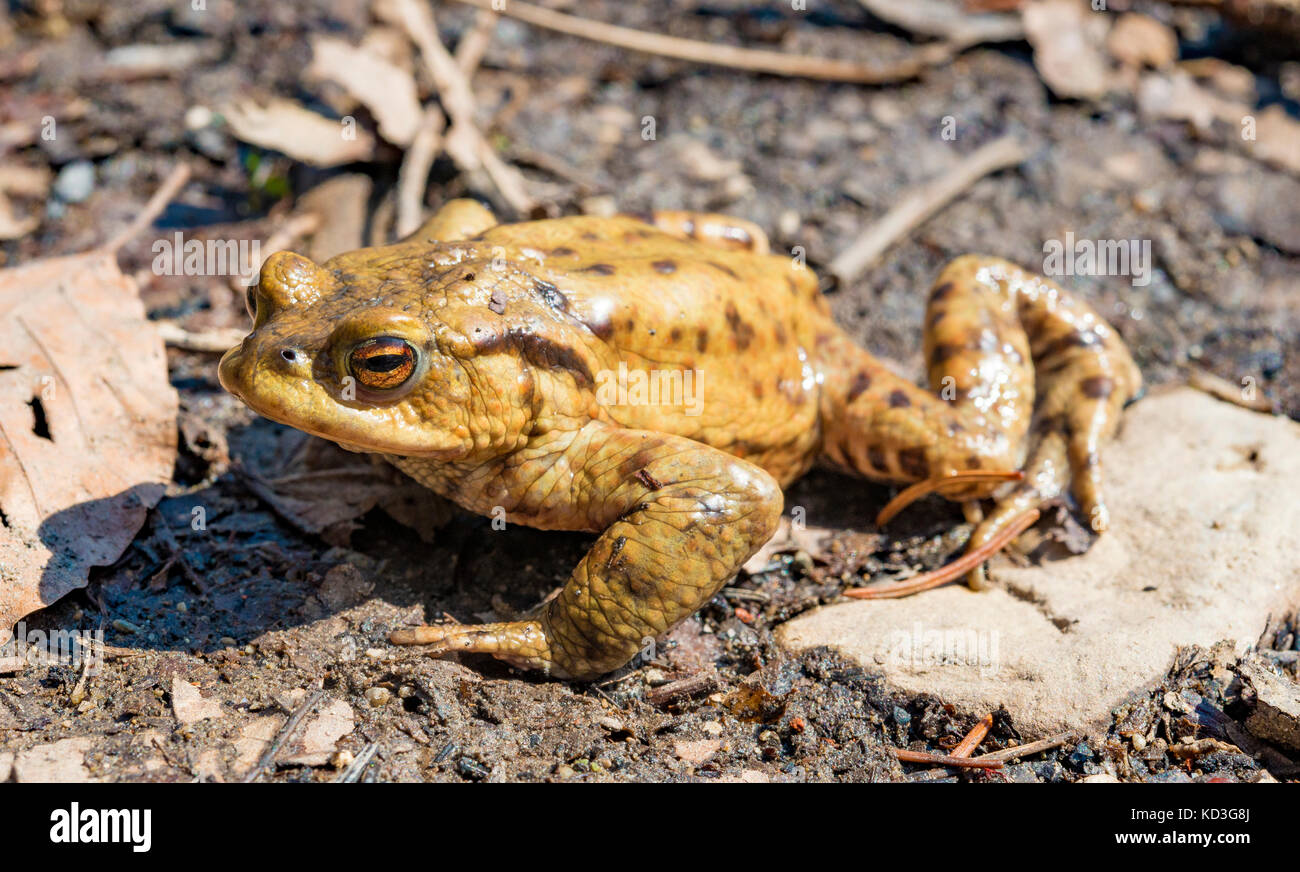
{"left": 390, "top": 421, "right": 782, "bottom": 680}
{"left": 390, "top": 621, "right": 554, "bottom": 674}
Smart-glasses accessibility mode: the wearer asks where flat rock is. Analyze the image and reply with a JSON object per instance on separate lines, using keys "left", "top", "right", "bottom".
{"left": 777, "top": 388, "right": 1300, "bottom": 735}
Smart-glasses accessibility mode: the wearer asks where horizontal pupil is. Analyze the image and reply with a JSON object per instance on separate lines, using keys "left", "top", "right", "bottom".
{"left": 361, "top": 353, "right": 408, "bottom": 373}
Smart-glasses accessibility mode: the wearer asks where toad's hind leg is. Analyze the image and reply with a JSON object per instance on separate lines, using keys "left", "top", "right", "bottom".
{"left": 390, "top": 423, "right": 782, "bottom": 679}
{"left": 824, "top": 255, "right": 1141, "bottom": 592}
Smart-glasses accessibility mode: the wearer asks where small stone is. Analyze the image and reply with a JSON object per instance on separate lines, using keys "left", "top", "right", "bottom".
{"left": 1080, "top": 773, "right": 1121, "bottom": 783}
{"left": 1131, "top": 733, "right": 1147, "bottom": 751}
{"left": 365, "top": 687, "right": 391, "bottom": 708}
{"left": 112, "top": 618, "right": 140, "bottom": 634}
{"left": 701, "top": 720, "right": 724, "bottom": 737}
{"left": 53, "top": 160, "right": 95, "bottom": 203}
{"left": 331, "top": 750, "right": 354, "bottom": 769}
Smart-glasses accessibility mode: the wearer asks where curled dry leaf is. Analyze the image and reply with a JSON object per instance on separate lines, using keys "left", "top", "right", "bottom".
{"left": 0, "top": 252, "right": 178, "bottom": 644}
{"left": 305, "top": 36, "right": 423, "bottom": 147}
{"left": 221, "top": 97, "right": 376, "bottom": 167}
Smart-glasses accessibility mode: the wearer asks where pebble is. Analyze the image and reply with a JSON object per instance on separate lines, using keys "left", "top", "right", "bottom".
{"left": 53, "top": 160, "right": 95, "bottom": 203}
{"left": 365, "top": 687, "right": 391, "bottom": 708}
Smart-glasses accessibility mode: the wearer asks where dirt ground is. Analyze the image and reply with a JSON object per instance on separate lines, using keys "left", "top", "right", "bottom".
{"left": 1, "top": 0, "right": 1297, "bottom": 781}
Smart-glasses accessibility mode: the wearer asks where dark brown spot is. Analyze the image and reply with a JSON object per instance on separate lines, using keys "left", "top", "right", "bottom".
{"left": 552, "top": 247, "right": 577, "bottom": 257}
{"left": 695, "top": 328, "right": 709, "bottom": 352}
{"left": 848, "top": 371, "right": 872, "bottom": 402}
{"left": 930, "top": 343, "right": 963, "bottom": 364}
{"left": 929, "top": 281, "right": 956, "bottom": 303}
{"left": 652, "top": 260, "right": 677, "bottom": 274}
{"left": 516, "top": 332, "right": 594, "bottom": 386}
{"left": 889, "top": 389, "right": 911, "bottom": 408}
{"left": 582, "top": 311, "right": 613, "bottom": 340}
{"left": 669, "top": 327, "right": 683, "bottom": 343}
{"left": 708, "top": 261, "right": 739, "bottom": 279}
{"left": 773, "top": 324, "right": 788, "bottom": 345}
{"left": 899, "top": 448, "right": 929, "bottom": 479}
{"left": 624, "top": 318, "right": 635, "bottom": 332}
{"left": 581, "top": 263, "right": 615, "bottom": 276}
{"left": 635, "top": 468, "right": 664, "bottom": 491}
{"left": 1080, "top": 376, "right": 1114, "bottom": 399}
{"left": 724, "top": 302, "right": 755, "bottom": 351}
{"left": 965, "top": 455, "right": 982, "bottom": 470}
{"left": 868, "top": 445, "right": 888, "bottom": 474}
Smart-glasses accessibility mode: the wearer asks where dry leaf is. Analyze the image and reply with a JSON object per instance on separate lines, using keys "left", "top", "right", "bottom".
{"left": 237, "top": 433, "right": 453, "bottom": 545}
{"left": 1022, "top": 0, "right": 1113, "bottom": 100}
{"left": 1106, "top": 13, "right": 1177, "bottom": 70}
{"left": 1251, "top": 104, "right": 1300, "bottom": 176}
{"left": 281, "top": 699, "right": 355, "bottom": 766}
{"left": 306, "top": 36, "right": 422, "bottom": 147}
{"left": 13, "top": 737, "right": 94, "bottom": 782}
{"left": 0, "top": 252, "right": 177, "bottom": 644}
{"left": 171, "top": 676, "right": 226, "bottom": 725}
{"left": 673, "top": 739, "right": 722, "bottom": 765}
{"left": 221, "top": 97, "right": 375, "bottom": 167}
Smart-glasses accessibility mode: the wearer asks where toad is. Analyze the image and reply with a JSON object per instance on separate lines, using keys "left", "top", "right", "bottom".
{"left": 219, "top": 200, "right": 1141, "bottom": 679}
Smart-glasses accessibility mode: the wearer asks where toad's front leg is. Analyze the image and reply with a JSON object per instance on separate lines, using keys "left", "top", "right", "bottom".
{"left": 390, "top": 423, "right": 783, "bottom": 679}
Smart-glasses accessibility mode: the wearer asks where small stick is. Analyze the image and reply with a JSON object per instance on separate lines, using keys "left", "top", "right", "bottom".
{"left": 449, "top": 0, "right": 952, "bottom": 84}
{"left": 455, "top": 8, "right": 499, "bottom": 76}
{"left": 972, "top": 731, "right": 1074, "bottom": 763}
{"left": 334, "top": 742, "right": 379, "bottom": 783}
{"left": 828, "top": 136, "right": 1027, "bottom": 285}
{"left": 646, "top": 669, "right": 719, "bottom": 706}
{"left": 844, "top": 508, "right": 1039, "bottom": 599}
{"left": 100, "top": 163, "right": 191, "bottom": 254}
{"left": 876, "top": 470, "right": 1023, "bottom": 526}
{"left": 395, "top": 107, "right": 447, "bottom": 238}
{"left": 892, "top": 748, "right": 1003, "bottom": 769}
{"left": 1187, "top": 367, "right": 1277, "bottom": 414}
{"left": 951, "top": 713, "right": 994, "bottom": 758}
{"left": 156, "top": 321, "right": 248, "bottom": 353}
{"left": 242, "top": 690, "right": 325, "bottom": 782}
{"left": 391, "top": 0, "right": 535, "bottom": 214}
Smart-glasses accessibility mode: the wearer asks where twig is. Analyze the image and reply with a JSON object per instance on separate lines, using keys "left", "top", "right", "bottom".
{"left": 449, "top": 0, "right": 953, "bottom": 83}
{"left": 334, "top": 742, "right": 380, "bottom": 783}
{"left": 156, "top": 320, "right": 248, "bottom": 354}
{"left": 241, "top": 690, "right": 325, "bottom": 782}
{"left": 396, "top": 107, "right": 447, "bottom": 238}
{"left": 972, "top": 731, "right": 1074, "bottom": 763}
{"left": 390, "top": 0, "right": 535, "bottom": 214}
{"left": 892, "top": 748, "right": 1003, "bottom": 769}
{"left": 454, "top": 8, "right": 499, "bottom": 76}
{"left": 646, "top": 669, "right": 720, "bottom": 706}
{"left": 951, "top": 713, "right": 994, "bottom": 758}
{"left": 100, "top": 163, "right": 191, "bottom": 254}
{"left": 1187, "top": 367, "right": 1277, "bottom": 414}
{"left": 828, "top": 136, "right": 1027, "bottom": 285}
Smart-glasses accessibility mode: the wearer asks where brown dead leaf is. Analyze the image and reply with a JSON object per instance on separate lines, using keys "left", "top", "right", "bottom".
{"left": 281, "top": 698, "right": 355, "bottom": 766}
{"left": 306, "top": 36, "right": 423, "bottom": 146}
{"left": 1022, "top": 0, "right": 1113, "bottom": 100}
{"left": 1106, "top": 13, "right": 1177, "bottom": 70}
{"left": 237, "top": 432, "right": 453, "bottom": 546}
{"left": 0, "top": 252, "right": 177, "bottom": 644}
{"left": 673, "top": 738, "right": 722, "bottom": 765}
{"left": 221, "top": 97, "right": 376, "bottom": 167}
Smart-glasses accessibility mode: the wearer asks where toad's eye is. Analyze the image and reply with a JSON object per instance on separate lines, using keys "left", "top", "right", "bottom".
{"left": 348, "top": 337, "right": 416, "bottom": 390}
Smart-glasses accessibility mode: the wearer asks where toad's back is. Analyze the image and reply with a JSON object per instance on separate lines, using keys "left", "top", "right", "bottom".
{"left": 468, "top": 215, "right": 834, "bottom": 479}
